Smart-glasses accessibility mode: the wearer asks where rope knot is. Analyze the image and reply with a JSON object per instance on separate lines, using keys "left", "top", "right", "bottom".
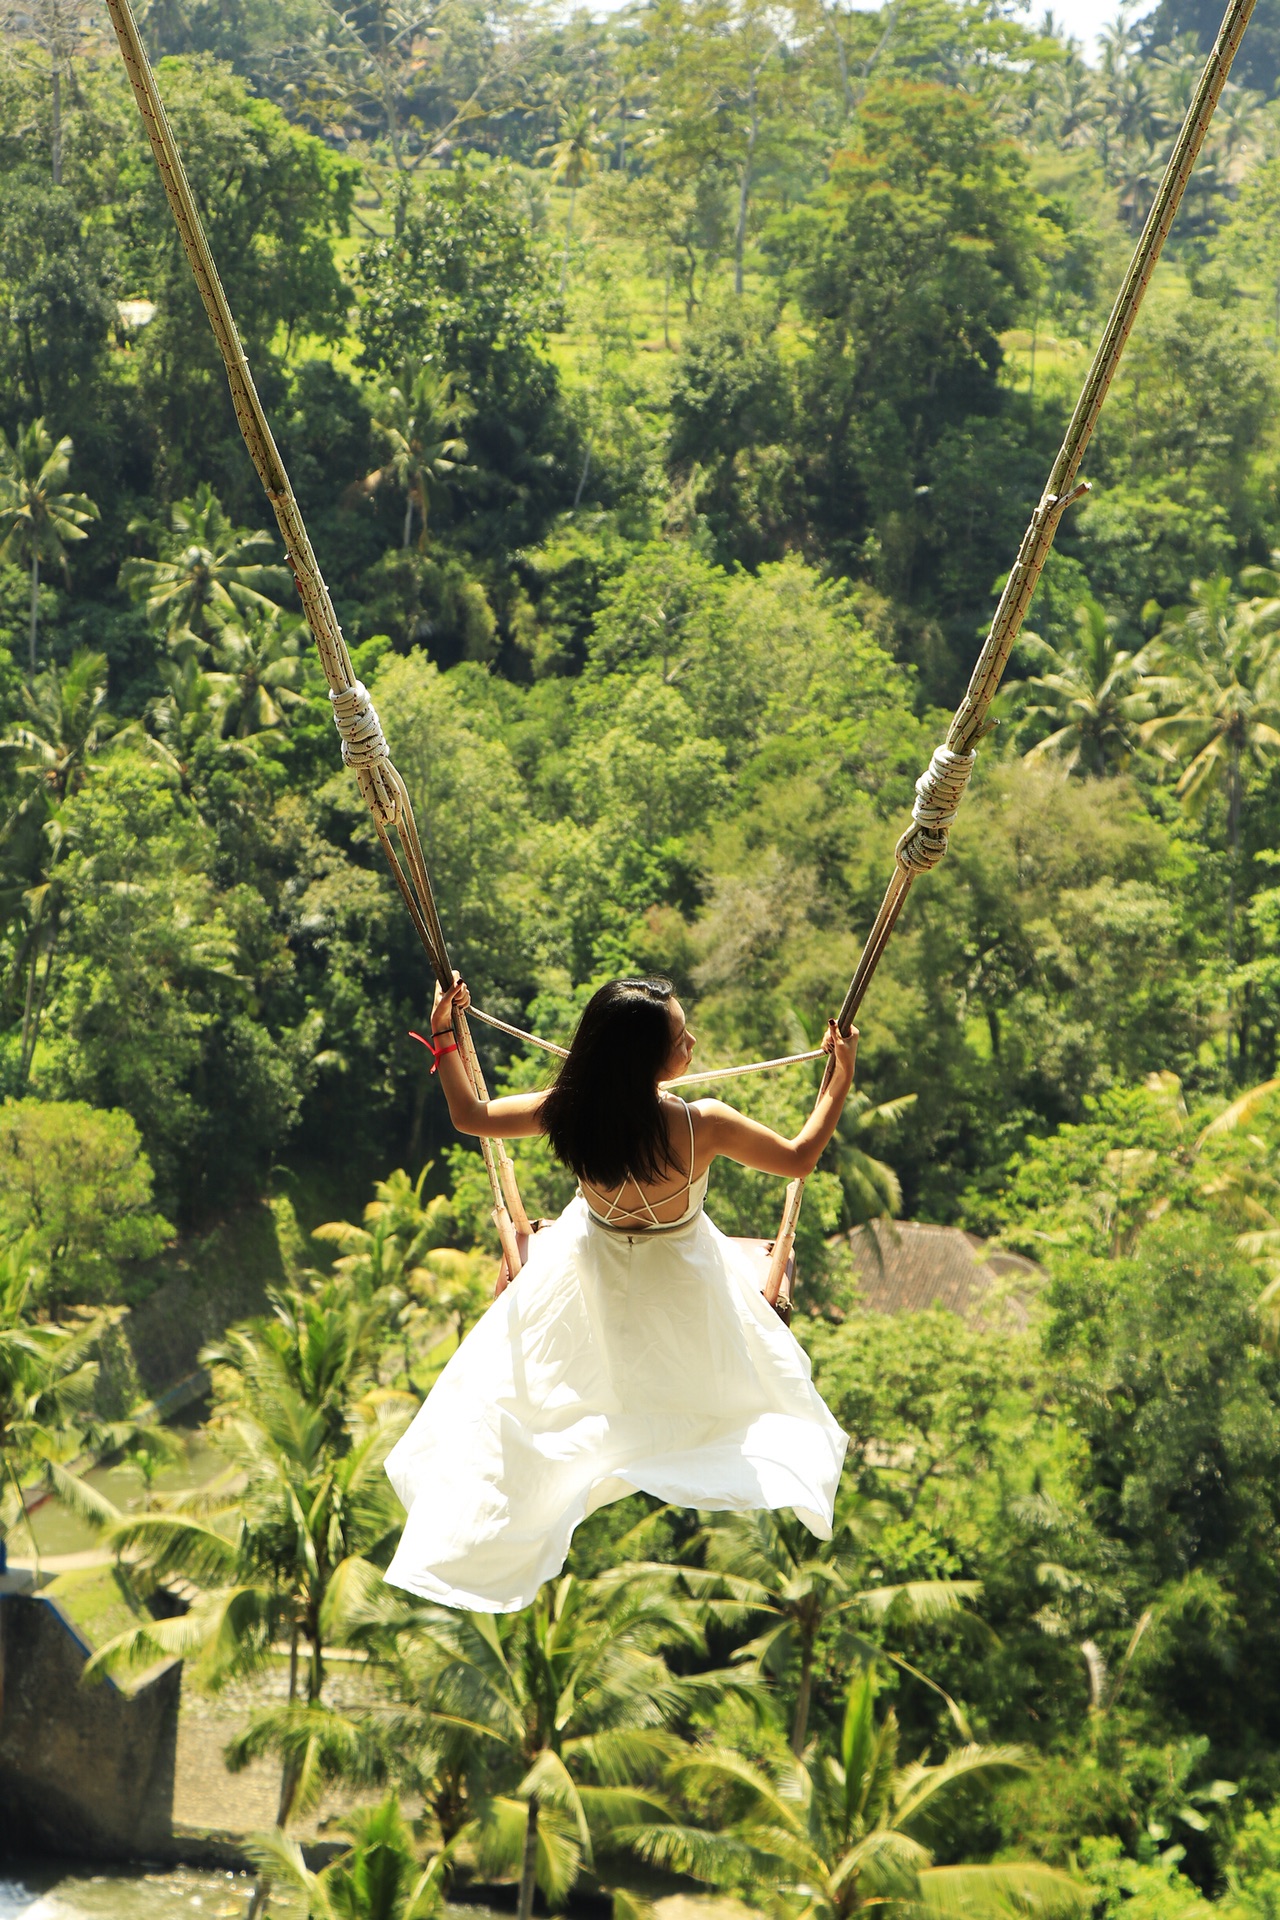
{"left": 895, "top": 743, "right": 976, "bottom": 875}
{"left": 330, "top": 681, "right": 399, "bottom": 825}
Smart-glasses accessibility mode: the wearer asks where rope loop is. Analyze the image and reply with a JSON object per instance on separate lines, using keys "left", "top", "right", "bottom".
{"left": 894, "top": 744, "right": 977, "bottom": 875}
{"left": 330, "top": 681, "right": 399, "bottom": 825}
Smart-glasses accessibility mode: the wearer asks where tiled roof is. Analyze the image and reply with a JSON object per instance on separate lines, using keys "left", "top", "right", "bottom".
{"left": 847, "top": 1219, "right": 1038, "bottom": 1329}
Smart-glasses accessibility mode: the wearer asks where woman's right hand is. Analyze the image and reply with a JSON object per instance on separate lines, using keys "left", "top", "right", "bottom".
{"left": 432, "top": 970, "right": 471, "bottom": 1030}
{"left": 821, "top": 1019, "right": 858, "bottom": 1089}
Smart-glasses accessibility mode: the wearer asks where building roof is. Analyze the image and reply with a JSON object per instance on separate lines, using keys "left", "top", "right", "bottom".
{"left": 847, "top": 1219, "right": 1039, "bottom": 1330}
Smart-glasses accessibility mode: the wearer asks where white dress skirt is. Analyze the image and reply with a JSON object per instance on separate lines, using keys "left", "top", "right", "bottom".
{"left": 384, "top": 1190, "right": 849, "bottom": 1612}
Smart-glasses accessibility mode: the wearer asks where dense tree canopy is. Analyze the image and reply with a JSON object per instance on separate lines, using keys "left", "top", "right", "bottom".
{"left": 11, "top": 1, "right": 1280, "bottom": 1909}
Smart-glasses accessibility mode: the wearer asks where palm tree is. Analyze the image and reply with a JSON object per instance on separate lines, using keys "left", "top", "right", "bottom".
{"left": 538, "top": 102, "right": 605, "bottom": 293}
{"left": 1143, "top": 571, "right": 1280, "bottom": 1068}
{"left": 638, "top": 1667, "right": 1085, "bottom": 1920}
{"left": 1015, "top": 599, "right": 1155, "bottom": 776}
{"left": 692, "top": 1510, "right": 978, "bottom": 1756}
{"left": 249, "top": 1795, "right": 450, "bottom": 1920}
{"left": 417, "top": 1570, "right": 741, "bottom": 1920}
{"left": 0, "top": 1233, "right": 100, "bottom": 1529}
{"left": 84, "top": 1288, "right": 410, "bottom": 1919}
{"left": 0, "top": 651, "right": 124, "bottom": 1087}
{"left": 119, "top": 484, "right": 290, "bottom": 648}
{"left": 832, "top": 1091, "right": 916, "bottom": 1224}
{"left": 0, "top": 420, "right": 99, "bottom": 674}
{"left": 313, "top": 1166, "right": 477, "bottom": 1384}
{"left": 145, "top": 655, "right": 217, "bottom": 799}
{"left": 0, "top": 1235, "right": 103, "bottom": 1715}
{"left": 371, "top": 364, "right": 471, "bottom": 550}
{"left": 207, "top": 615, "right": 308, "bottom": 739}
{"left": 2, "top": 648, "right": 116, "bottom": 804}
{"left": 10, "top": 808, "right": 70, "bottom": 1091}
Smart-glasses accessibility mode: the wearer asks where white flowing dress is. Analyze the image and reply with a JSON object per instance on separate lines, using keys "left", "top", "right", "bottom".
{"left": 385, "top": 1108, "right": 849, "bottom": 1613}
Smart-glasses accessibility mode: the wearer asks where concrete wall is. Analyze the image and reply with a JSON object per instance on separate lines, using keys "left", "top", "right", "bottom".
{"left": 0, "top": 1593, "right": 180, "bottom": 1860}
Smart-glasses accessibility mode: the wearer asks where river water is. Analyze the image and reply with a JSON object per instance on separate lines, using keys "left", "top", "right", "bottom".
{"left": 0, "top": 1867, "right": 507, "bottom": 1920}
{"left": 0, "top": 1865, "right": 268, "bottom": 1919}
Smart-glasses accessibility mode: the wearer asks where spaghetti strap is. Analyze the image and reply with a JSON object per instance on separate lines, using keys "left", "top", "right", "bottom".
{"left": 580, "top": 1096, "right": 702, "bottom": 1230}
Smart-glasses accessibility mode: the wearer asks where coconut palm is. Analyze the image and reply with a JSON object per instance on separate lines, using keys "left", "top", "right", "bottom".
{"left": 1143, "top": 572, "right": 1280, "bottom": 1065}
{"left": 10, "top": 807, "right": 71, "bottom": 1091}
{"left": 415, "top": 1570, "right": 743, "bottom": 1920}
{"left": 2, "top": 648, "right": 116, "bottom": 805}
{"left": 371, "top": 364, "right": 471, "bottom": 550}
{"left": 691, "top": 1509, "right": 979, "bottom": 1757}
{"left": 85, "top": 1291, "right": 409, "bottom": 1820}
{"left": 207, "top": 615, "right": 308, "bottom": 739}
{"left": 0, "top": 420, "right": 99, "bottom": 674}
{"left": 119, "top": 484, "right": 290, "bottom": 647}
{"left": 314, "top": 1166, "right": 453, "bottom": 1301}
{"left": 1015, "top": 599, "right": 1155, "bottom": 776}
{"left": 248, "top": 1795, "right": 450, "bottom": 1920}
{"left": 145, "top": 655, "right": 217, "bottom": 799}
{"left": 313, "top": 1167, "right": 481, "bottom": 1383}
{"left": 0, "top": 1235, "right": 104, "bottom": 1723}
{"left": 637, "top": 1666, "right": 1085, "bottom": 1920}
{"left": 538, "top": 101, "right": 606, "bottom": 292}
{"left": 832, "top": 1091, "right": 916, "bottom": 1224}
{"left": 0, "top": 1233, "right": 101, "bottom": 1567}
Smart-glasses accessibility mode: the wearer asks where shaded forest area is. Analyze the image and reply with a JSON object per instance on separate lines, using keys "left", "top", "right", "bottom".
{"left": 14, "top": 0, "right": 1280, "bottom": 1915}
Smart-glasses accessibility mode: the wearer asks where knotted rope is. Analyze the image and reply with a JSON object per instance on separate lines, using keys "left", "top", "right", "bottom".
{"left": 330, "top": 683, "right": 398, "bottom": 824}
{"left": 894, "top": 746, "right": 977, "bottom": 876}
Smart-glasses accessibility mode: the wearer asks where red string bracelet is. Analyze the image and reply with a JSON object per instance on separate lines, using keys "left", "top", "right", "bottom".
{"left": 409, "top": 1029, "right": 459, "bottom": 1074}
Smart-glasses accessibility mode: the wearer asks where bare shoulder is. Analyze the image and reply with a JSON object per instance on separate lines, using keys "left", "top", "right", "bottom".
{"left": 688, "top": 1098, "right": 742, "bottom": 1139}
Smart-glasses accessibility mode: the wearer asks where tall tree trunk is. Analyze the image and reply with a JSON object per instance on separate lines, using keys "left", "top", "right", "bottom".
{"left": 20, "top": 914, "right": 57, "bottom": 1090}
{"left": 246, "top": 1623, "right": 302, "bottom": 1920}
{"left": 517, "top": 1792, "right": 540, "bottom": 1920}
{"left": 791, "top": 1630, "right": 815, "bottom": 1755}
{"left": 29, "top": 551, "right": 39, "bottom": 676}
{"left": 682, "top": 244, "right": 697, "bottom": 320}
{"left": 662, "top": 257, "right": 672, "bottom": 349}
{"left": 18, "top": 924, "right": 41, "bottom": 1088}
{"left": 1226, "top": 746, "right": 1241, "bottom": 1077}
{"left": 573, "top": 443, "right": 592, "bottom": 510}
{"left": 403, "top": 493, "right": 414, "bottom": 548}
{"left": 734, "top": 95, "right": 760, "bottom": 298}
{"left": 832, "top": 19, "right": 853, "bottom": 122}
{"left": 560, "top": 188, "right": 577, "bottom": 295}
{"left": 51, "top": 62, "right": 63, "bottom": 185}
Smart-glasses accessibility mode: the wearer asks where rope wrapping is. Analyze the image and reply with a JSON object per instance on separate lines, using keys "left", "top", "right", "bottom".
{"left": 330, "top": 682, "right": 399, "bottom": 824}
{"left": 894, "top": 745, "right": 977, "bottom": 876}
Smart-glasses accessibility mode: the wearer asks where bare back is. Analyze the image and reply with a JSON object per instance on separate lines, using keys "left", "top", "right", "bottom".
{"left": 578, "top": 1096, "right": 714, "bottom": 1229}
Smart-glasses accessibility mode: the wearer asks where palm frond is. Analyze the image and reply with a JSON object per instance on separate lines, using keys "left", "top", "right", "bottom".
{"left": 916, "top": 1862, "right": 1087, "bottom": 1920}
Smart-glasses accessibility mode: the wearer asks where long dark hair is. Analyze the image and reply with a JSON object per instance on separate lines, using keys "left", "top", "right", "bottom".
{"left": 542, "top": 977, "right": 678, "bottom": 1189}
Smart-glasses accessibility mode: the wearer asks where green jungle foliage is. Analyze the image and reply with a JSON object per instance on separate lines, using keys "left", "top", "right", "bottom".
{"left": 12, "top": 0, "right": 1280, "bottom": 1912}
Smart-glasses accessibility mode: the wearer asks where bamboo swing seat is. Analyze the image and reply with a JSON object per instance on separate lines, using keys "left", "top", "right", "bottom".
{"left": 103, "top": 0, "right": 1260, "bottom": 1322}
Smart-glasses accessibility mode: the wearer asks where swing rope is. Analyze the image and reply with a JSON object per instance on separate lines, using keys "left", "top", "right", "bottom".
{"left": 758, "top": 0, "right": 1261, "bottom": 1315}
{"left": 465, "top": 1003, "right": 826, "bottom": 1087}
{"left": 102, "top": 0, "right": 532, "bottom": 1275}
{"left": 104, "top": 0, "right": 1257, "bottom": 1312}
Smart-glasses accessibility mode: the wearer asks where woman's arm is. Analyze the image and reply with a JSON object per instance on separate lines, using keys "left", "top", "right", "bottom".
{"left": 428, "top": 975, "right": 548, "bottom": 1139}
{"left": 697, "top": 1022, "right": 858, "bottom": 1180}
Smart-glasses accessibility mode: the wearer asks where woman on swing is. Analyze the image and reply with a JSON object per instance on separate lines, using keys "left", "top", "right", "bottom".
{"left": 386, "top": 974, "right": 856, "bottom": 1613}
